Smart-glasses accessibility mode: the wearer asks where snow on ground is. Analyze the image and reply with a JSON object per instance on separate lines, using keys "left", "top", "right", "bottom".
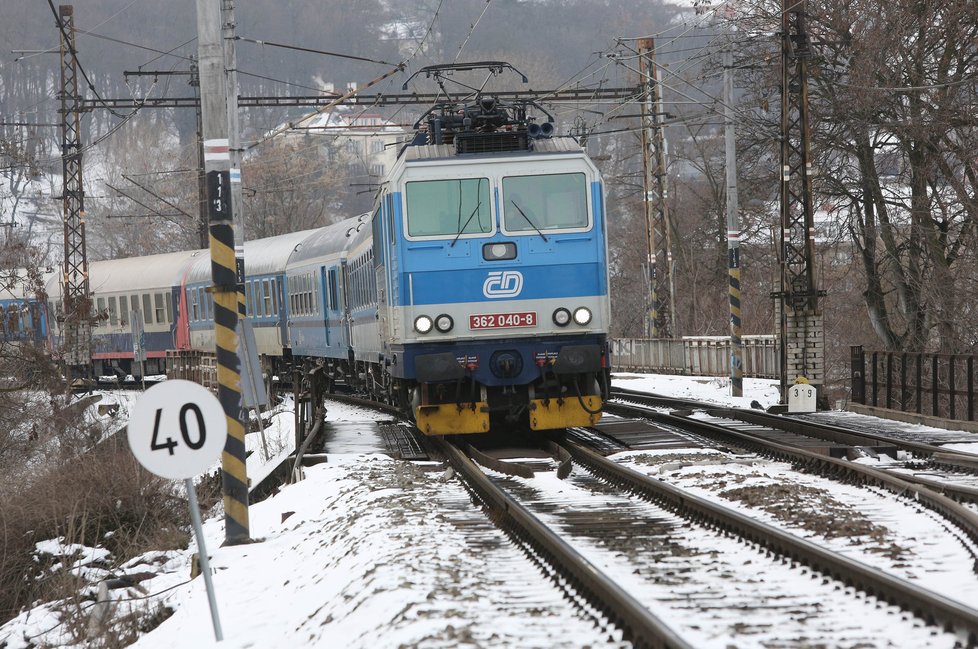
{"left": 612, "top": 372, "right": 782, "bottom": 409}
{"left": 1, "top": 374, "right": 973, "bottom": 648}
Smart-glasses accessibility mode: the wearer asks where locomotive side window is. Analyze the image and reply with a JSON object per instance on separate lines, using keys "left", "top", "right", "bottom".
{"left": 502, "top": 173, "right": 588, "bottom": 233}
{"left": 120, "top": 296, "right": 129, "bottom": 325}
{"left": 108, "top": 297, "right": 118, "bottom": 326}
{"left": 405, "top": 177, "right": 491, "bottom": 237}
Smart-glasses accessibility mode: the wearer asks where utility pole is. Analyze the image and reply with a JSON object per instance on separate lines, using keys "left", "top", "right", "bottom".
{"left": 191, "top": 59, "right": 209, "bottom": 248}
{"left": 637, "top": 38, "right": 677, "bottom": 339}
{"left": 196, "top": 0, "right": 249, "bottom": 544}
{"left": 56, "top": 4, "right": 92, "bottom": 377}
{"left": 775, "top": 0, "right": 825, "bottom": 401}
{"left": 222, "top": 0, "right": 246, "bottom": 295}
{"left": 724, "top": 42, "right": 743, "bottom": 397}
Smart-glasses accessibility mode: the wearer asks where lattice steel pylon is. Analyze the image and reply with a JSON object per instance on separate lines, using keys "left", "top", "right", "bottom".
{"left": 637, "top": 38, "right": 677, "bottom": 339}
{"left": 57, "top": 5, "right": 93, "bottom": 373}
{"left": 775, "top": 0, "right": 825, "bottom": 398}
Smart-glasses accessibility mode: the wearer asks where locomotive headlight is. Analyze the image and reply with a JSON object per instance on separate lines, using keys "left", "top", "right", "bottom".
{"left": 414, "top": 315, "right": 434, "bottom": 334}
{"left": 573, "top": 307, "right": 592, "bottom": 326}
{"left": 552, "top": 308, "right": 571, "bottom": 327}
{"left": 435, "top": 314, "right": 454, "bottom": 333}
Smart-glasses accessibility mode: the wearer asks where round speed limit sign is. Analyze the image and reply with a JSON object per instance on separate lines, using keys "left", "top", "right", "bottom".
{"left": 128, "top": 380, "right": 227, "bottom": 480}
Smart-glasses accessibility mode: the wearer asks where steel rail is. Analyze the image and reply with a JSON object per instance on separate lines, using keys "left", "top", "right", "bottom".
{"left": 561, "top": 438, "right": 978, "bottom": 645}
{"left": 611, "top": 387, "right": 978, "bottom": 470}
{"left": 433, "top": 438, "right": 693, "bottom": 649}
{"left": 716, "top": 406, "right": 978, "bottom": 464}
{"left": 605, "top": 399, "right": 978, "bottom": 547}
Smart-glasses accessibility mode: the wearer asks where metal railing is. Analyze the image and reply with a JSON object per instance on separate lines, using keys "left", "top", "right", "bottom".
{"left": 850, "top": 346, "right": 978, "bottom": 422}
{"left": 611, "top": 336, "right": 779, "bottom": 379}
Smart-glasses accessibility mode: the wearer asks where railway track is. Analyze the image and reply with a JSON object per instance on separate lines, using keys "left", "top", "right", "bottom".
{"left": 610, "top": 388, "right": 978, "bottom": 509}
{"left": 612, "top": 386, "right": 978, "bottom": 468}
{"left": 435, "top": 433, "right": 978, "bottom": 647}
{"left": 434, "top": 437, "right": 691, "bottom": 649}
{"left": 241, "top": 387, "right": 978, "bottom": 645}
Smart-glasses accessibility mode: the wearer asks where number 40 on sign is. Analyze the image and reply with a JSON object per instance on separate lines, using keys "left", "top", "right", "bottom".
{"left": 128, "top": 380, "right": 227, "bottom": 481}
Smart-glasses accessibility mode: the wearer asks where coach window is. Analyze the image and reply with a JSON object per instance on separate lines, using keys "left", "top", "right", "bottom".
{"left": 297, "top": 276, "right": 304, "bottom": 315}
{"left": 405, "top": 177, "right": 491, "bottom": 237}
{"left": 270, "top": 278, "right": 279, "bottom": 314}
{"left": 96, "top": 297, "right": 106, "bottom": 326}
{"left": 314, "top": 274, "right": 320, "bottom": 314}
{"left": 154, "top": 293, "right": 166, "bottom": 324}
{"left": 262, "top": 279, "right": 271, "bottom": 316}
{"left": 120, "top": 296, "right": 129, "bottom": 325}
{"left": 108, "top": 296, "right": 118, "bottom": 326}
{"left": 310, "top": 275, "right": 316, "bottom": 315}
{"left": 502, "top": 173, "right": 588, "bottom": 234}
{"left": 139, "top": 294, "right": 151, "bottom": 324}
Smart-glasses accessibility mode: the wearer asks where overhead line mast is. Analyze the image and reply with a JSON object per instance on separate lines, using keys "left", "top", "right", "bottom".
{"left": 637, "top": 38, "right": 677, "bottom": 340}
{"left": 775, "top": 0, "right": 825, "bottom": 401}
{"left": 56, "top": 4, "right": 93, "bottom": 377}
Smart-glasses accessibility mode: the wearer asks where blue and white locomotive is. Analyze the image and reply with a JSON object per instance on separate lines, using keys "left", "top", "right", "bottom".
{"left": 353, "top": 93, "right": 611, "bottom": 433}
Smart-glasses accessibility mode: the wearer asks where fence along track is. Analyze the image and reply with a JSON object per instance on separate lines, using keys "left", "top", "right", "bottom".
{"left": 433, "top": 438, "right": 693, "bottom": 649}
{"left": 561, "top": 438, "right": 978, "bottom": 645}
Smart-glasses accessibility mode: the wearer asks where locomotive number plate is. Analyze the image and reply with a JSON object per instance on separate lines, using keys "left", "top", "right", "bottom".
{"left": 469, "top": 311, "right": 537, "bottom": 330}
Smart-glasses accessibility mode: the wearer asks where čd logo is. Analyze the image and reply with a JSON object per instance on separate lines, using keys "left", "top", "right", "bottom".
{"left": 483, "top": 271, "right": 523, "bottom": 298}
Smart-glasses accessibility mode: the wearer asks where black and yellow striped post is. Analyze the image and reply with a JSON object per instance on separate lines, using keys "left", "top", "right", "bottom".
{"left": 723, "top": 44, "right": 744, "bottom": 399}
{"left": 197, "top": 0, "right": 249, "bottom": 545}
{"left": 728, "top": 233, "right": 744, "bottom": 397}
{"left": 204, "top": 139, "right": 250, "bottom": 544}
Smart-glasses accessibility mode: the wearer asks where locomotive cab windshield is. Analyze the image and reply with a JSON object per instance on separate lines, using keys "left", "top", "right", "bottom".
{"left": 405, "top": 177, "right": 492, "bottom": 238}
{"left": 503, "top": 172, "right": 590, "bottom": 233}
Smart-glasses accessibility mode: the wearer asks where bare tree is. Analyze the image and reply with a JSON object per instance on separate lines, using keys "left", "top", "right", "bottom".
{"left": 735, "top": 0, "right": 978, "bottom": 354}
{"left": 243, "top": 136, "right": 357, "bottom": 238}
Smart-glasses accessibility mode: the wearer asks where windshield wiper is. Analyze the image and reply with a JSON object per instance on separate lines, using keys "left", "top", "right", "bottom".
{"left": 510, "top": 200, "right": 548, "bottom": 242}
{"left": 450, "top": 202, "right": 482, "bottom": 247}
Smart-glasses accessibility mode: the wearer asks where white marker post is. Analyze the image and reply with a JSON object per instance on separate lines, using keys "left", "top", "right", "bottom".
{"left": 787, "top": 380, "right": 817, "bottom": 414}
{"left": 128, "top": 380, "right": 228, "bottom": 641}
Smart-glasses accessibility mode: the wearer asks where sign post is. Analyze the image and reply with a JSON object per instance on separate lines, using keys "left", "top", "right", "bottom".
{"left": 128, "top": 380, "right": 228, "bottom": 641}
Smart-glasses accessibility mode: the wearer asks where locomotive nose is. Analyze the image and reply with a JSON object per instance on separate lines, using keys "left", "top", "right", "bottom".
{"left": 490, "top": 350, "right": 523, "bottom": 378}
